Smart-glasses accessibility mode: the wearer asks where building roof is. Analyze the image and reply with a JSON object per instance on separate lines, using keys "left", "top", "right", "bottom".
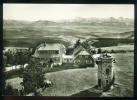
{"left": 63, "top": 54, "right": 73, "bottom": 58}
{"left": 78, "top": 50, "right": 90, "bottom": 55}
{"left": 4, "top": 47, "right": 28, "bottom": 49}
{"left": 92, "top": 54, "right": 101, "bottom": 59}
{"left": 38, "top": 43, "right": 65, "bottom": 51}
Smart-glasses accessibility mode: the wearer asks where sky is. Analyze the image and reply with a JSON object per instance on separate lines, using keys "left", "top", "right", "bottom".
{"left": 3, "top": 4, "right": 134, "bottom": 21}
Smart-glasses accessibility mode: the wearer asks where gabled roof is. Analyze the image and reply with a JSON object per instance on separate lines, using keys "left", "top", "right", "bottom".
{"left": 63, "top": 54, "right": 73, "bottom": 59}
{"left": 38, "top": 43, "right": 65, "bottom": 51}
{"left": 78, "top": 50, "right": 90, "bottom": 55}
{"left": 4, "top": 47, "right": 28, "bottom": 49}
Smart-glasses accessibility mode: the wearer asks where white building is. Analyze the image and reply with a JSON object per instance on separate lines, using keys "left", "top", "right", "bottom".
{"left": 33, "top": 43, "right": 66, "bottom": 66}
{"left": 62, "top": 55, "right": 74, "bottom": 63}
{"left": 33, "top": 41, "right": 95, "bottom": 67}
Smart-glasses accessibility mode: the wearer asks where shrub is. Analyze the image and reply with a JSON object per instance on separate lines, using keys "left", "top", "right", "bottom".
{"left": 21, "top": 59, "right": 46, "bottom": 95}
{"left": 4, "top": 84, "right": 19, "bottom": 95}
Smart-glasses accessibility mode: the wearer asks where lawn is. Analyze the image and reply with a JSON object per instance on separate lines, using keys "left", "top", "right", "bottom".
{"left": 6, "top": 67, "right": 98, "bottom": 96}
{"left": 101, "top": 45, "right": 134, "bottom": 52}
{"left": 111, "top": 52, "right": 134, "bottom": 97}
{"left": 42, "top": 67, "right": 97, "bottom": 96}
{"left": 101, "top": 52, "right": 134, "bottom": 97}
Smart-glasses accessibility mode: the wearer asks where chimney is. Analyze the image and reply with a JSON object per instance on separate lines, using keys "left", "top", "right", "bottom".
{"left": 44, "top": 41, "right": 46, "bottom": 47}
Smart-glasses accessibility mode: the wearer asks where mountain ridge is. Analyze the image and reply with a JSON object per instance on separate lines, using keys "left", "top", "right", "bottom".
{"left": 3, "top": 17, "right": 134, "bottom": 27}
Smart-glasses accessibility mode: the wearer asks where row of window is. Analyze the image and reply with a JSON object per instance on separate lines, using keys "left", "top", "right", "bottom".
{"left": 63, "top": 58, "right": 72, "bottom": 62}
{"left": 38, "top": 57, "right": 60, "bottom": 62}
{"left": 98, "top": 79, "right": 109, "bottom": 87}
{"left": 78, "top": 55, "right": 90, "bottom": 58}
{"left": 74, "top": 60, "right": 92, "bottom": 63}
{"left": 6, "top": 49, "right": 28, "bottom": 52}
{"left": 63, "top": 58, "right": 93, "bottom": 63}
{"left": 38, "top": 50, "right": 59, "bottom": 54}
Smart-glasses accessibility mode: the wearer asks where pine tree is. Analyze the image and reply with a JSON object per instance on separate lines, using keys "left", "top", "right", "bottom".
{"left": 74, "top": 39, "right": 80, "bottom": 48}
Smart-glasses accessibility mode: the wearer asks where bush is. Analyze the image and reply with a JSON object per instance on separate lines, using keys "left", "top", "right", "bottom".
{"left": 111, "top": 49, "right": 115, "bottom": 53}
{"left": 97, "top": 48, "right": 102, "bottom": 54}
{"left": 4, "top": 50, "right": 31, "bottom": 66}
{"left": 4, "top": 84, "right": 19, "bottom": 95}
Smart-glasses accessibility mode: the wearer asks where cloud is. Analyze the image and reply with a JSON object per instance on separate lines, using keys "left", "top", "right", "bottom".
{"left": 3, "top": 4, "right": 134, "bottom": 21}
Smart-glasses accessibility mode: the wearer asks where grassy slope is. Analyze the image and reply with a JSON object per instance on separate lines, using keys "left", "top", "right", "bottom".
{"left": 113, "top": 53, "right": 134, "bottom": 93}
{"left": 101, "top": 52, "right": 134, "bottom": 97}
{"left": 100, "top": 45, "right": 134, "bottom": 51}
{"left": 42, "top": 67, "right": 97, "bottom": 96}
{"left": 100, "top": 31, "right": 134, "bottom": 38}
{"left": 6, "top": 67, "right": 98, "bottom": 96}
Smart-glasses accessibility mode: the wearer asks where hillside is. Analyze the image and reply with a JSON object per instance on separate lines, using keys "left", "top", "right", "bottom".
{"left": 6, "top": 68, "right": 98, "bottom": 96}
{"left": 3, "top": 18, "right": 134, "bottom": 47}
{"left": 101, "top": 31, "right": 134, "bottom": 39}
{"left": 3, "top": 17, "right": 134, "bottom": 37}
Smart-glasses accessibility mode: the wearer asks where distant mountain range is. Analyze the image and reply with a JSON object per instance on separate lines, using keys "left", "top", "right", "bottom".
{"left": 3, "top": 17, "right": 134, "bottom": 27}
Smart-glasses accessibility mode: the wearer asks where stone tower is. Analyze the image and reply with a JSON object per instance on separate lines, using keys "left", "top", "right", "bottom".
{"left": 96, "top": 53, "right": 114, "bottom": 90}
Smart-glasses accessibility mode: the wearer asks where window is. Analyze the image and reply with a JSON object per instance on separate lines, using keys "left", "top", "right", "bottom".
{"left": 46, "top": 51, "right": 49, "bottom": 54}
{"left": 78, "top": 60, "right": 80, "bottom": 63}
{"left": 106, "top": 80, "right": 109, "bottom": 85}
{"left": 55, "top": 50, "right": 59, "bottom": 54}
{"left": 86, "top": 60, "right": 88, "bottom": 63}
{"left": 85, "top": 55, "right": 88, "bottom": 58}
{"left": 67, "top": 59, "right": 69, "bottom": 63}
{"left": 98, "top": 79, "right": 101, "bottom": 87}
{"left": 106, "top": 69, "right": 109, "bottom": 75}
{"left": 56, "top": 57, "right": 59, "bottom": 61}
{"left": 76, "top": 60, "right": 80, "bottom": 63}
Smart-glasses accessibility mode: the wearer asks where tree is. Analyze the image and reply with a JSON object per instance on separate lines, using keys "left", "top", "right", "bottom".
{"left": 111, "top": 49, "right": 115, "bottom": 53}
{"left": 74, "top": 39, "right": 80, "bottom": 48}
{"left": 21, "top": 58, "right": 46, "bottom": 95}
{"left": 97, "top": 48, "right": 102, "bottom": 54}
{"left": 5, "top": 51, "right": 13, "bottom": 65}
{"left": 3, "top": 54, "right": 7, "bottom": 67}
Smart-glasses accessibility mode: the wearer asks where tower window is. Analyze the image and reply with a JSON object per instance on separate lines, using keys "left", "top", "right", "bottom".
{"left": 106, "top": 80, "right": 109, "bottom": 85}
{"left": 98, "top": 79, "right": 101, "bottom": 87}
{"left": 106, "top": 69, "right": 109, "bottom": 75}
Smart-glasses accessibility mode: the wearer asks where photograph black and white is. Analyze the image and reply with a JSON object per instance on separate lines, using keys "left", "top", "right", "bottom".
{"left": 2, "top": 4, "right": 134, "bottom": 96}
